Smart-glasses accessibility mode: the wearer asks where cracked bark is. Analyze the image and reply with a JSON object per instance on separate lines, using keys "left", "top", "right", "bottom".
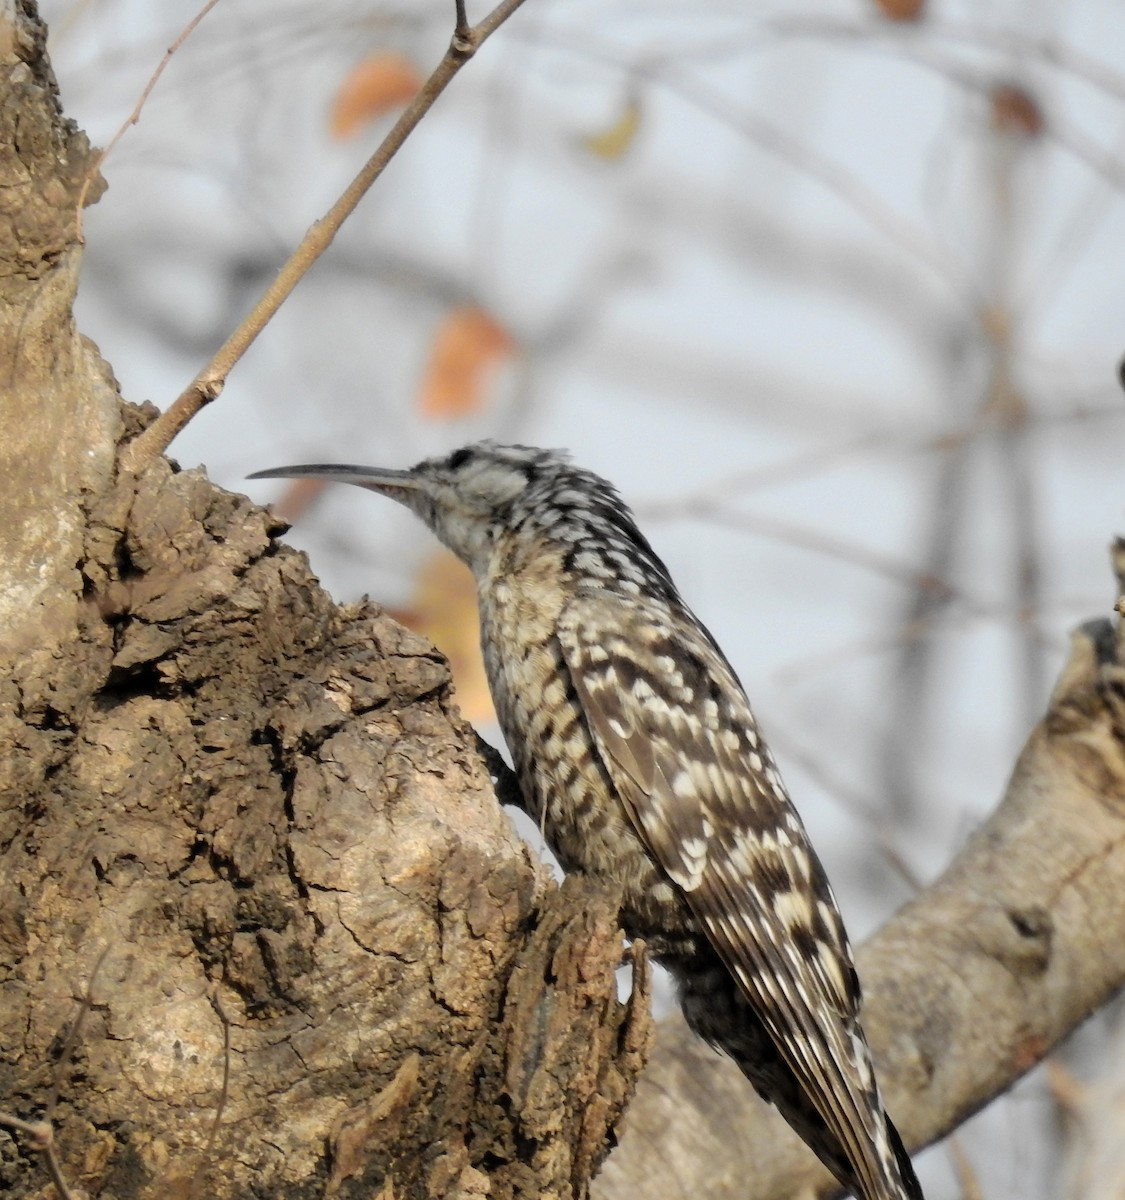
{"left": 1, "top": 440, "right": 652, "bottom": 1199}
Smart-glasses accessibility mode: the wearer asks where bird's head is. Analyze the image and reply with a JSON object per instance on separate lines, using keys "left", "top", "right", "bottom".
{"left": 249, "top": 440, "right": 569, "bottom": 575}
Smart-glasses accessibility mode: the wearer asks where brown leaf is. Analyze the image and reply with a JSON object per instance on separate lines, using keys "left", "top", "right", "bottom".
{"left": 991, "top": 82, "right": 1045, "bottom": 138}
{"left": 269, "top": 476, "right": 329, "bottom": 524}
{"left": 418, "top": 307, "right": 514, "bottom": 420}
{"left": 389, "top": 552, "right": 494, "bottom": 722}
{"left": 330, "top": 53, "right": 422, "bottom": 139}
{"left": 872, "top": 0, "right": 925, "bottom": 19}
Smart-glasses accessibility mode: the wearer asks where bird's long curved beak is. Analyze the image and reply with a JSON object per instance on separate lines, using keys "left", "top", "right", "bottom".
{"left": 247, "top": 464, "right": 418, "bottom": 493}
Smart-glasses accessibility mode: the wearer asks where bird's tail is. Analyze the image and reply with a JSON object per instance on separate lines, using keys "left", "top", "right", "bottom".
{"left": 810, "top": 1105, "right": 921, "bottom": 1200}
{"left": 881, "top": 1113, "right": 923, "bottom": 1200}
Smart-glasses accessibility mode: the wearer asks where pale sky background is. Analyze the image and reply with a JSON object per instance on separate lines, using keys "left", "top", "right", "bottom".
{"left": 42, "top": 0, "right": 1125, "bottom": 1195}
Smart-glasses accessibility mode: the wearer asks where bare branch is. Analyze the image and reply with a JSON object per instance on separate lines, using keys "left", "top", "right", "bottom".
{"left": 0, "top": 1116, "right": 75, "bottom": 1200}
{"left": 0, "top": 948, "right": 111, "bottom": 1199}
{"left": 75, "top": 0, "right": 224, "bottom": 229}
{"left": 454, "top": 0, "right": 470, "bottom": 44}
{"left": 47, "top": 945, "right": 111, "bottom": 1120}
{"left": 121, "top": 0, "right": 532, "bottom": 475}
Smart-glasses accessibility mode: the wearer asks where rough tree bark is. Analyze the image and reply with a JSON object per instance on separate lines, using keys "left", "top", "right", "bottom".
{"left": 2, "top": 5, "right": 1125, "bottom": 1200}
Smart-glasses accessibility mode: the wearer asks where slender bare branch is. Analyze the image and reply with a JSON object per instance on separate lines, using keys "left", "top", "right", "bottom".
{"left": 0, "top": 1116, "right": 75, "bottom": 1200}
{"left": 121, "top": 0, "right": 532, "bottom": 475}
{"left": 0, "top": 948, "right": 111, "bottom": 1199}
{"left": 46, "top": 945, "right": 111, "bottom": 1120}
{"left": 76, "top": 0, "right": 224, "bottom": 230}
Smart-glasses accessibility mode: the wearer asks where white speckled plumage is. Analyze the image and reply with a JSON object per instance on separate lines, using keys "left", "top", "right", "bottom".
{"left": 250, "top": 441, "right": 922, "bottom": 1200}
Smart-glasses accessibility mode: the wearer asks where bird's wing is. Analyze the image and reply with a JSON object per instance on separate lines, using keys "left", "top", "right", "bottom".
{"left": 557, "top": 588, "right": 904, "bottom": 1200}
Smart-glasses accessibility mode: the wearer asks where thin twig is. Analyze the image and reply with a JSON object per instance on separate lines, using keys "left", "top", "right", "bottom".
{"left": 0, "top": 948, "right": 111, "bottom": 1199}
{"left": 0, "top": 1112, "right": 51, "bottom": 1138}
{"left": 121, "top": 0, "right": 531, "bottom": 476}
{"left": 185, "top": 991, "right": 233, "bottom": 1198}
{"left": 0, "top": 1115, "right": 75, "bottom": 1199}
{"left": 76, "top": 0, "right": 225, "bottom": 232}
{"left": 947, "top": 1134, "right": 986, "bottom": 1200}
{"left": 502, "top": 21, "right": 968, "bottom": 297}
{"left": 766, "top": 15, "right": 1125, "bottom": 110}
{"left": 650, "top": 498, "right": 975, "bottom": 608}
{"left": 205, "top": 992, "right": 232, "bottom": 1156}
{"left": 0, "top": 1113, "right": 72, "bottom": 1200}
{"left": 41, "top": 1136, "right": 76, "bottom": 1200}
{"left": 47, "top": 944, "right": 111, "bottom": 1120}
{"left": 985, "top": 240, "right": 1046, "bottom": 738}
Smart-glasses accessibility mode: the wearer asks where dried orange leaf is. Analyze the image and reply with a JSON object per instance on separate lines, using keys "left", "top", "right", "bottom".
{"left": 582, "top": 97, "right": 641, "bottom": 160}
{"left": 391, "top": 552, "right": 493, "bottom": 722}
{"left": 419, "top": 306, "right": 514, "bottom": 420}
{"left": 330, "top": 53, "right": 422, "bottom": 139}
{"left": 270, "top": 476, "right": 329, "bottom": 524}
{"left": 991, "top": 83, "right": 1044, "bottom": 138}
{"left": 872, "top": 0, "right": 925, "bottom": 19}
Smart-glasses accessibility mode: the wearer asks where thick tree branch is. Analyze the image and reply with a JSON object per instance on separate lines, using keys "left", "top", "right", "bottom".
{"left": 598, "top": 572, "right": 1125, "bottom": 1200}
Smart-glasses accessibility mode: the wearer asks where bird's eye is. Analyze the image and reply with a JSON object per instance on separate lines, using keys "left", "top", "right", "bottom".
{"left": 447, "top": 447, "right": 473, "bottom": 471}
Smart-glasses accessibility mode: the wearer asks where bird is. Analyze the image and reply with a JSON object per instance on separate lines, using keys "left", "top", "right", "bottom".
{"left": 249, "top": 441, "right": 922, "bottom": 1200}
